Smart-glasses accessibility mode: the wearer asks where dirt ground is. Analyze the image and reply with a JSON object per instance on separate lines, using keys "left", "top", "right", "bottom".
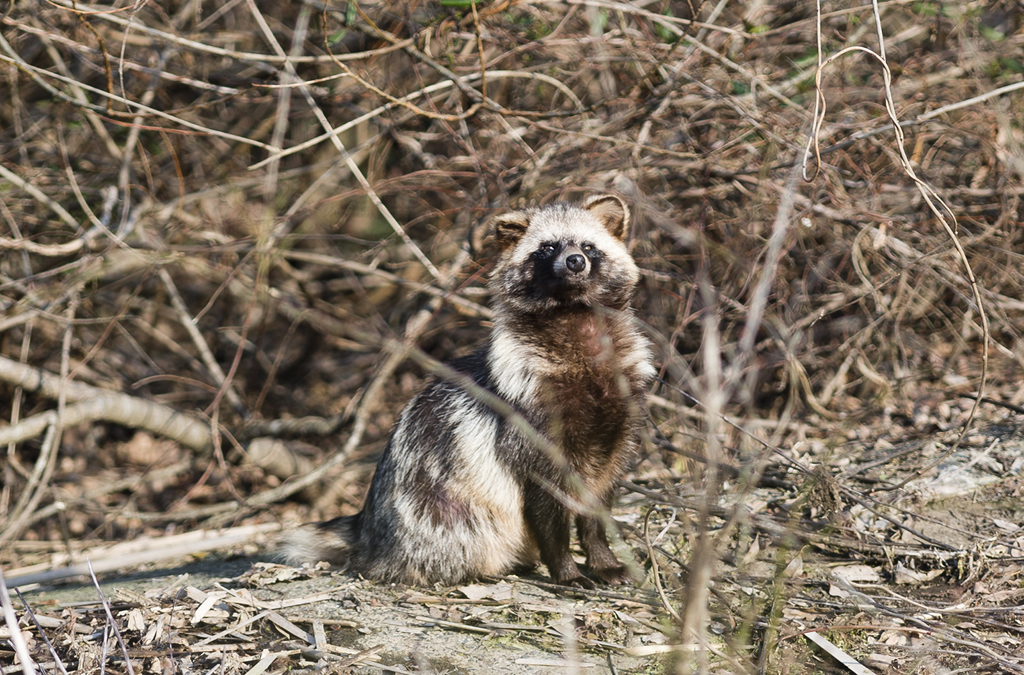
{"left": 5, "top": 412, "right": 1024, "bottom": 674}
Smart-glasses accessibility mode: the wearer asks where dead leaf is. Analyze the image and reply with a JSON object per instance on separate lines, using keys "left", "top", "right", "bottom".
{"left": 457, "top": 583, "right": 513, "bottom": 602}
{"left": 741, "top": 535, "right": 761, "bottom": 566}
{"left": 993, "top": 518, "right": 1020, "bottom": 533}
{"left": 782, "top": 550, "right": 804, "bottom": 578}
{"left": 894, "top": 562, "right": 943, "bottom": 584}
{"left": 126, "top": 608, "right": 147, "bottom": 632}
{"left": 832, "top": 564, "right": 882, "bottom": 583}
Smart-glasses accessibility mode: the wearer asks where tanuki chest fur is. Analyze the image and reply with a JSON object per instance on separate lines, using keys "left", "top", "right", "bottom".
{"left": 516, "top": 309, "right": 639, "bottom": 473}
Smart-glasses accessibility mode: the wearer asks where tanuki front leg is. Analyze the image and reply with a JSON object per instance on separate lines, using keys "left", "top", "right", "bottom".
{"left": 523, "top": 482, "right": 593, "bottom": 588}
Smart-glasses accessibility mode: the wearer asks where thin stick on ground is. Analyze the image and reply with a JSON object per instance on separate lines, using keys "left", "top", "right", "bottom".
{"left": 14, "top": 588, "right": 71, "bottom": 675}
{"left": 643, "top": 507, "right": 681, "bottom": 623}
{"left": 0, "top": 568, "right": 36, "bottom": 675}
{"left": 87, "top": 561, "right": 137, "bottom": 675}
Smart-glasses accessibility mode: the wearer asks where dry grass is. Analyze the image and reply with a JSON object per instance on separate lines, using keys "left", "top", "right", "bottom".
{"left": 2, "top": 0, "right": 1024, "bottom": 673}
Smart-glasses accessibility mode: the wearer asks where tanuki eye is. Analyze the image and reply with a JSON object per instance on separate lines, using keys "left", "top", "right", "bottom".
{"left": 582, "top": 243, "right": 594, "bottom": 253}
{"left": 538, "top": 243, "right": 557, "bottom": 255}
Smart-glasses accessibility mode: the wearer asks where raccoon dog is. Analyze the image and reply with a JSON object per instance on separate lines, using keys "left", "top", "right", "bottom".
{"left": 279, "top": 194, "right": 655, "bottom": 587}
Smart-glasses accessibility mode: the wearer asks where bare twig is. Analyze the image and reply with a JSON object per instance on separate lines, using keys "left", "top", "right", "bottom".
{"left": 0, "top": 568, "right": 36, "bottom": 675}
{"left": 0, "top": 297, "right": 78, "bottom": 548}
{"left": 6, "top": 523, "right": 279, "bottom": 588}
{"left": 0, "top": 161, "right": 81, "bottom": 231}
{"left": 803, "top": 0, "right": 990, "bottom": 483}
{"left": 87, "top": 561, "right": 137, "bottom": 675}
{"left": 244, "top": 0, "right": 440, "bottom": 279}
{"left": 0, "top": 396, "right": 211, "bottom": 452}
{"left": 0, "top": 355, "right": 213, "bottom": 450}
{"left": 158, "top": 268, "right": 246, "bottom": 414}
{"left": 643, "top": 507, "right": 681, "bottom": 623}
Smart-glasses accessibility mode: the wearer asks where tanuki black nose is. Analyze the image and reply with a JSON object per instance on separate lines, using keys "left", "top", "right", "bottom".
{"left": 565, "top": 254, "right": 586, "bottom": 273}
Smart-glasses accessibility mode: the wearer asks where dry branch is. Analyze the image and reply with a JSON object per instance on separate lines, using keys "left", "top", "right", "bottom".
{"left": 5, "top": 523, "right": 279, "bottom": 588}
{"left": 0, "top": 355, "right": 212, "bottom": 451}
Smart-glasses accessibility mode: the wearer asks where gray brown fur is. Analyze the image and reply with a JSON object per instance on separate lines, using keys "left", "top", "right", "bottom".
{"left": 278, "top": 195, "right": 655, "bottom": 587}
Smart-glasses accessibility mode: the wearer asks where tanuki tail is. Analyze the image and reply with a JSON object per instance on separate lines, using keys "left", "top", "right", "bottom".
{"left": 277, "top": 514, "right": 359, "bottom": 567}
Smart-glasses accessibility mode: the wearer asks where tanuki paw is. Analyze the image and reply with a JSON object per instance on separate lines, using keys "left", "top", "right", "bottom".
{"left": 589, "top": 564, "right": 633, "bottom": 585}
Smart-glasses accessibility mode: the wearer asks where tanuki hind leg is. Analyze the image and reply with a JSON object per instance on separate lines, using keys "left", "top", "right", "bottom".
{"left": 576, "top": 511, "right": 633, "bottom": 584}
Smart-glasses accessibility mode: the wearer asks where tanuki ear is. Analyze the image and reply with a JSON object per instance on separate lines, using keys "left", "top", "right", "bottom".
{"left": 582, "top": 194, "right": 631, "bottom": 240}
{"left": 491, "top": 211, "right": 530, "bottom": 251}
